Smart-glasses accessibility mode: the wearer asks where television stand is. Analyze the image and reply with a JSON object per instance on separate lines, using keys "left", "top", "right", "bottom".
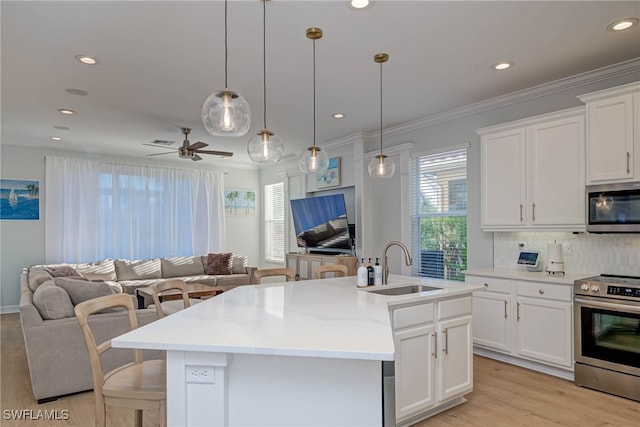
{"left": 286, "top": 253, "right": 357, "bottom": 280}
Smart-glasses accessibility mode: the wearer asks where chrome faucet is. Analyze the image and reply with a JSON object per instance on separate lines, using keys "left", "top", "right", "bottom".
{"left": 383, "top": 241, "right": 413, "bottom": 285}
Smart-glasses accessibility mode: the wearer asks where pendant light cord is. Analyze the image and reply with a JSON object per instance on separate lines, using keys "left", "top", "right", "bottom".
{"left": 313, "top": 38, "right": 317, "bottom": 147}
{"left": 224, "top": 0, "right": 228, "bottom": 89}
{"left": 262, "top": 0, "right": 267, "bottom": 129}
{"left": 380, "top": 60, "right": 383, "bottom": 155}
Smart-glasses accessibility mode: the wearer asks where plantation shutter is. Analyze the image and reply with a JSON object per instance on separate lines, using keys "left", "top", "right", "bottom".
{"left": 265, "top": 182, "right": 285, "bottom": 262}
{"left": 410, "top": 147, "right": 468, "bottom": 280}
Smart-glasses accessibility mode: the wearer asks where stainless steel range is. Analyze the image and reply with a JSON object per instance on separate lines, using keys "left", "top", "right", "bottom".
{"left": 574, "top": 274, "right": 640, "bottom": 401}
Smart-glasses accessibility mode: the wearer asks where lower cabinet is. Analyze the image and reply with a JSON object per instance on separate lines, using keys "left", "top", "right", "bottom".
{"left": 467, "top": 275, "right": 573, "bottom": 373}
{"left": 391, "top": 296, "right": 472, "bottom": 425}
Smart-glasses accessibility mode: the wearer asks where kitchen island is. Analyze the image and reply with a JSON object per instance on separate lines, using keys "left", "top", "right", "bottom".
{"left": 112, "top": 275, "right": 484, "bottom": 426}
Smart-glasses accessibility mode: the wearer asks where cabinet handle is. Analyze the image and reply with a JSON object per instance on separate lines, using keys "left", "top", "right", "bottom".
{"left": 538, "top": 289, "right": 544, "bottom": 295}
{"left": 519, "top": 204, "right": 523, "bottom": 222}
{"left": 627, "top": 152, "right": 631, "bottom": 174}
{"left": 443, "top": 328, "right": 449, "bottom": 355}
{"left": 433, "top": 332, "right": 438, "bottom": 359}
{"left": 517, "top": 302, "right": 521, "bottom": 321}
{"left": 532, "top": 203, "right": 536, "bottom": 221}
{"left": 504, "top": 300, "right": 508, "bottom": 319}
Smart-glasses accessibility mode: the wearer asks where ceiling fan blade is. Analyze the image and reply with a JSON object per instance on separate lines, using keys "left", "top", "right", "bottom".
{"left": 196, "top": 149, "right": 234, "bottom": 157}
{"left": 146, "top": 151, "right": 175, "bottom": 157}
{"left": 142, "top": 143, "right": 177, "bottom": 150}
{"left": 188, "top": 141, "right": 208, "bottom": 151}
{"left": 191, "top": 154, "right": 203, "bottom": 161}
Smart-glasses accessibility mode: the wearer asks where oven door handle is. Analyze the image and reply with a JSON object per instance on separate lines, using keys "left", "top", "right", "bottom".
{"left": 575, "top": 297, "right": 640, "bottom": 312}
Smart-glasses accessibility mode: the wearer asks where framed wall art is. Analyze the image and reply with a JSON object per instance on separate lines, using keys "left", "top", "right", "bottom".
{"left": 224, "top": 189, "right": 256, "bottom": 216}
{"left": 317, "top": 157, "right": 341, "bottom": 189}
{"left": 0, "top": 179, "right": 40, "bottom": 220}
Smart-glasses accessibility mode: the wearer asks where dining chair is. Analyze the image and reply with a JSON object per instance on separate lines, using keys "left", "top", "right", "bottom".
{"left": 253, "top": 267, "right": 296, "bottom": 283}
{"left": 75, "top": 293, "right": 167, "bottom": 427}
{"left": 314, "top": 264, "right": 349, "bottom": 279}
{"left": 149, "top": 279, "right": 202, "bottom": 318}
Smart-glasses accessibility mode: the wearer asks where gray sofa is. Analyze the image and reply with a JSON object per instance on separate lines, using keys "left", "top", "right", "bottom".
{"left": 19, "top": 254, "right": 256, "bottom": 402}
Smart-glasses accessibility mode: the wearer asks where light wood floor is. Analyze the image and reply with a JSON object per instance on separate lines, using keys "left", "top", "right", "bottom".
{"left": 2, "top": 312, "right": 639, "bottom": 426}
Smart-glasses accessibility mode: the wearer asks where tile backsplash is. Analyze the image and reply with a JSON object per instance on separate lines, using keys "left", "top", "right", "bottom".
{"left": 494, "top": 232, "right": 640, "bottom": 276}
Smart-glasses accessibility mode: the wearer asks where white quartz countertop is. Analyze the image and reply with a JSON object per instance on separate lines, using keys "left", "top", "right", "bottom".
{"left": 463, "top": 267, "right": 593, "bottom": 285}
{"left": 112, "top": 275, "right": 483, "bottom": 361}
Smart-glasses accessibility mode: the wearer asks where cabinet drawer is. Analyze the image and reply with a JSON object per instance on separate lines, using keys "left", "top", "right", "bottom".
{"left": 438, "top": 296, "right": 472, "bottom": 320}
{"left": 466, "top": 275, "right": 511, "bottom": 294}
{"left": 392, "top": 303, "right": 434, "bottom": 330}
{"left": 515, "top": 281, "right": 571, "bottom": 302}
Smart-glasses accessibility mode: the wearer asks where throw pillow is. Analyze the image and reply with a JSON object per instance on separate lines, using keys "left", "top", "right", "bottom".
{"left": 54, "top": 277, "right": 115, "bottom": 306}
{"left": 28, "top": 268, "right": 54, "bottom": 292}
{"left": 205, "top": 253, "right": 232, "bottom": 275}
{"left": 231, "top": 254, "right": 248, "bottom": 274}
{"left": 32, "top": 280, "right": 75, "bottom": 320}
{"left": 49, "top": 265, "right": 80, "bottom": 277}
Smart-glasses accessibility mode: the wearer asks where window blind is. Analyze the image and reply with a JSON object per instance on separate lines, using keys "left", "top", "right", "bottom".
{"left": 264, "top": 182, "right": 285, "bottom": 262}
{"left": 410, "top": 148, "right": 468, "bottom": 280}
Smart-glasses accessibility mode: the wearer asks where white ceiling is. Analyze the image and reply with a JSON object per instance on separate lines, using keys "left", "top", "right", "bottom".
{"left": 2, "top": 1, "right": 639, "bottom": 168}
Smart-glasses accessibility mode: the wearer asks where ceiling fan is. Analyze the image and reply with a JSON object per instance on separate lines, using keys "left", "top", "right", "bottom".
{"left": 144, "top": 127, "right": 233, "bottom": 161}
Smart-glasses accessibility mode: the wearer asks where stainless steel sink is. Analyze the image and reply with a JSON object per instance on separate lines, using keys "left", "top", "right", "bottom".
{"left": 367, "top": 284, "right": 443, "bottom": 296}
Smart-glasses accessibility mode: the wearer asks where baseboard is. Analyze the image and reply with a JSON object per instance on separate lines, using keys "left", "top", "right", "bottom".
{"left": 0, "top": 305, "right": 19, "bottom": 314}
{"left": 474, "top": 346, "right": 574, "bottom": 381}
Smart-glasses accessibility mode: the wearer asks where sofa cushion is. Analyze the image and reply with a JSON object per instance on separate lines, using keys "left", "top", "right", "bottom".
{"left": 231, "top": 254, "right": 248, "bottom": 274}
{"left": 114, "top": 259, "right": 162, "bottom": 281}
{"left": 28, "top": 268, "right": 53, "bottom": 292}
{"left": 161, "top": 256, "right": 205, "bottom": 278}
{"left": 214, "top": 274, "right": 251, "bottom": 288}
{"left": 32, "top": 280, "right": 75, "bottom": 320}
{"left": 75, "top": 259, "right": 117, "bottom": 281}
{"left": 54, "top": 277, "right": 115, "bottom": 306}
{"left": 205, "top": 253, "right": 232, "bottom": 275}
{"left": 49, "top": 265, "right": 81, "bottom": 278}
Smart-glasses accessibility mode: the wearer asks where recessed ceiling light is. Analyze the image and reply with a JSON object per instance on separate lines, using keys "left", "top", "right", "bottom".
{"left": 58, "top": 108, "right": 75, "bottom": 115}
{"left": 607, "top": 18, "right": 639, "bottom": 31}
{"left": 75, "top": 55, "right": 97, "bottom": 65}
{"left": 491, "top": 61, "right": 513, "bottom": 71}
{"left": 50, "top": 136, "right": 63, "bottom": 141}
{"left": 333, "top": 113, "right": 345, "bottom": 119}
{"left": 348, "top": 0, "right": 374, "bottom": 11}
{"left": 65, "top": 88, "right": 88, "bottom": 96}
{"left": 53, "top": 125, "right": 70, "bottom": 131}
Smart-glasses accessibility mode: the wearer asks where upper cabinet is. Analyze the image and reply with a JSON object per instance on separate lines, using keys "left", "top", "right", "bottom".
{"left": 477, "top": 107, "right": 585, "bottom": 231}
{"left": 578, "top": 82, "right": 640, "bottom": 184}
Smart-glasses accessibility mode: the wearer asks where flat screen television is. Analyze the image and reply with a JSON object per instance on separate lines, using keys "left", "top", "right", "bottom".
{"left": 290, "top": 194, "right": 352, "bottom": 254}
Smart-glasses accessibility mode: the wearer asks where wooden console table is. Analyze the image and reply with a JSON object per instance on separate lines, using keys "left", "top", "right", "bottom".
{"left": 135, "top": 283, "right": 222, "bottom": 309}
{"left": 286, "top": 253, "right": 357, "bottom": 280}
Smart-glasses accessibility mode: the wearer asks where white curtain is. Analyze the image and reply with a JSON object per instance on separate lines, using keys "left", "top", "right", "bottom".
{"left": 45, "top": 156, "right": 225, "bottom": 263}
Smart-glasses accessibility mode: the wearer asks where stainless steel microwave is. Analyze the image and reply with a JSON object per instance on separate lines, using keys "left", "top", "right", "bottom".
{"left": 586, "top": 182, "right": 640, "bottom": 233}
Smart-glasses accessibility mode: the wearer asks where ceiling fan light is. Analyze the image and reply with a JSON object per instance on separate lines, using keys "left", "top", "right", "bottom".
{"left": 201, "top": 89, "right": 251, "bottom": 137}
{"left": 299, "top": 145, "right": 329, "bottom": 175}
{"left": 248, "top": 129, "right": 284, "bottom": 164}
{"left": 368, "top": 154, "right": 395, "bottom": 178}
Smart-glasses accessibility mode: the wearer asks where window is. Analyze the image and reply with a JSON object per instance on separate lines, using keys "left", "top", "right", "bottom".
{"left": 411, "top": 148, "right": 467, "bottom": 281}
{"left": 264, "top": 182, "right": 285, "bottom": 262}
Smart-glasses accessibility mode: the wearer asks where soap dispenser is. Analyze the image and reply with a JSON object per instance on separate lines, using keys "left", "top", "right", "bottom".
{"left": 373, "top": 258, "right": 382, "bottom": 286}
{"left": 367, "top": 258, "right": 375, "bottom": 286}
{"left": 357, "top": 259, "right": 368, "bottom": 287}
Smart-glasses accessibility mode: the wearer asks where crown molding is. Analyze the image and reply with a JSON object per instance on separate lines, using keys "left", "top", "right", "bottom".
{"left": 321, "top": 58, "right": 640, "bottom": 151}
{"left": 365, "top": 142, "right": 415, "bottom": 158}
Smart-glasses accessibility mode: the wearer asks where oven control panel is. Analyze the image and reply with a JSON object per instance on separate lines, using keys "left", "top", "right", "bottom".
{"left": 607, "top": 286, "right": 640, "bottom": 298}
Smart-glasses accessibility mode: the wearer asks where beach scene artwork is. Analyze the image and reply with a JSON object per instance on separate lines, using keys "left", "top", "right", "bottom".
{"left": 224, "top": 189, "right": 256, "bottom": 216}
{"left": 1, "top": 179, "right": 40, "bottom": 220}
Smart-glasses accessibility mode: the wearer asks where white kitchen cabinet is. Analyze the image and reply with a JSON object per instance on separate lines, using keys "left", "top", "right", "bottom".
{"left": 391, "top": 296, "right": 472, "bottom": 425}
{"left": 478, "top": 107, "right": 585, "bottom": 231}
{"left": 466, "top": 274, "right": 573, "bottom": 376}
{"left": 578, "top": 82, "right": 640, "bottom": 184}
{"left": 515, "top": 281, "right": 573, "bottom": 369}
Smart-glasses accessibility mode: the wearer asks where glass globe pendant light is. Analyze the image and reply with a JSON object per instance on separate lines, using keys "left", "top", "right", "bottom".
{"left": 368, "top": 53, "right": 395, "bottom": 178}
{"left": 202, "top": 0, "right": 251, "bottom": 137}
{"left": 299, "top": 27, "right": 329, "bottom": 175}
{"left": 248, "top": 0, "right": 284, "bottom": 163}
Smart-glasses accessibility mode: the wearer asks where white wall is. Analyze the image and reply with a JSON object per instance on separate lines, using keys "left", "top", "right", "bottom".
{"left": 0, "top": 144, "right": 260, "bottom": 312}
